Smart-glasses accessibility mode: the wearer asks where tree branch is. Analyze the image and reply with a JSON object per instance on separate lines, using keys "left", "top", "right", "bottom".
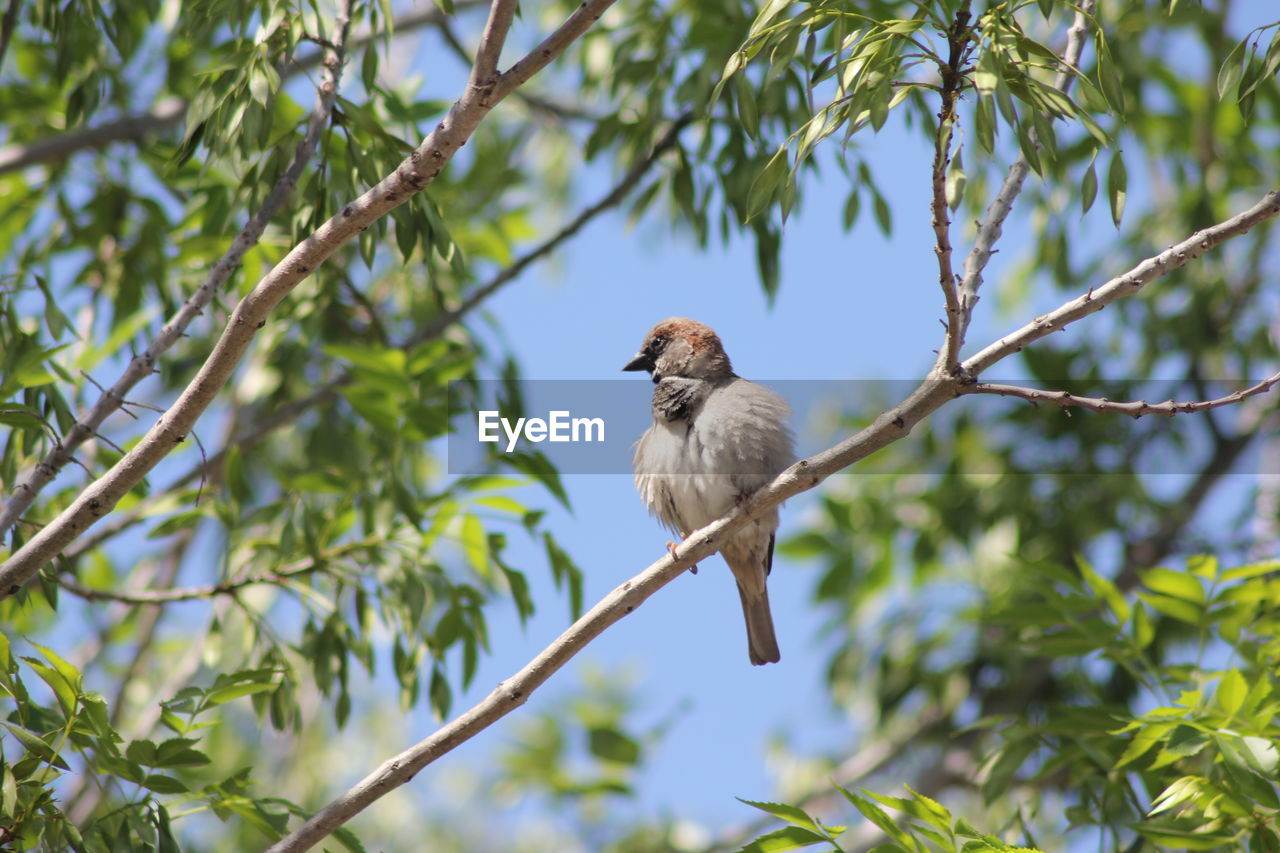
{"left": 0, "top": 0, "right": 623, "bottom": 595}
{"left": 469, "top": 0, "right": 517, "bottom": 88}
{"left": 963, "top": 189, "right": 1280, "bottom": 375}
{"left": 963, "top": 372, "right": 1280, "bottom": 418}
{"left": 258, "top": 189, "right": 1280, "bottom": 853}
{"left": 932, "top": 1, "right": 972, "bottom": 372}
{"left": 956, "top": 1, "right": 1094, "bottom": 347}
{"left": 0, "top": 4, "right": 357, "bottom": 543}
{"left": 57, "top": 538, "right": 377, "bottom": 604}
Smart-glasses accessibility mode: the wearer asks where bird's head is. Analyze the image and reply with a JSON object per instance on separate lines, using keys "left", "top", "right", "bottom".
{"left": 623, "top": 318, "right": 733, "bottom": 383}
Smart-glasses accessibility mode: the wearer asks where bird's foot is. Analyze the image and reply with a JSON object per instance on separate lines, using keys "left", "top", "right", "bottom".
{"left": 666, "top": 541, "right": 697, "bottom": 574}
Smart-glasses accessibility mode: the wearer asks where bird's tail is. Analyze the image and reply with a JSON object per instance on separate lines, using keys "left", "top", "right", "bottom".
{"left": 736, "top": 582, "right": 780, "bottom": 666}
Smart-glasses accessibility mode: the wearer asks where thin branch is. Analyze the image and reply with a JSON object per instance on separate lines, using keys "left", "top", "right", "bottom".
{"left": 956, "top": 1, "right": 1094, "bottom": 348}
{"left": 258, "top": 190, "right": 1280, "bottom": 853}
{"left": 0, "top": 97, "right": 186, "bottom": 174}
{"left": 931, "top": 1, "right": 972, "bottom": 373}
{"left": 56, "top": 539, "right": 375, "bottom": 604}
{"left": 0, "top": 0, "right": 623, "bottom": 596}
{"left": 963, "top": 371, "right": 1280, "bottom": 418}
{"left": 0, "top": 5, "right": 357, "bottom": 544}
{"left": 963, "top": 189, "right": 1280, "bottom": 375}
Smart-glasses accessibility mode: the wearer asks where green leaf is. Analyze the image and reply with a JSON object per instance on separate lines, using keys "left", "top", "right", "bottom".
{"left": 1, "top": 722, "right": 70, "bottom": 769}
{"left": 739, "top": 826, "right": 834, "bottom": 853}
{"left": 142, "top": 774, "right": 190, "bottom": 794}
{"left": 747, "top": 149, "right": 789, "bottom": 221}
{"left": 837, "top": 786, "right": 914, "bottom": 848}
{"left": 1107, "top": 149, "right": 1126, "bottom": 226}
{"left": 1217, "top": 39, "right": 1245, "bottom": 98}
{"left": 1139, "top": 566, "right": 1204, "bottom": 603}
{"left": 1215, "top": 669, "right": 1247, "bottom": 718}
{"left": 738, "top": 799, "right": 824, "bottom": 835}
{"left": 588, "top": 727, "right": 642, "bottom": 765}
{"left": 459, "top": 513, "right": 491, "bottom": 579}
{"left": 1080, "top": 156, "right": 1098, "bottom": 215}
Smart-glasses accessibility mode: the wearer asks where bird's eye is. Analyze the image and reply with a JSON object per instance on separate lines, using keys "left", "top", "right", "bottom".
{"left": 649, "top": 334, "right": 667, "bottom": 353}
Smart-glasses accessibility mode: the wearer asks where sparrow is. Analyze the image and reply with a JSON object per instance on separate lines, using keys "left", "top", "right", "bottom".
{"left": 624, "top": 318, "right": 794, "bottom": 665}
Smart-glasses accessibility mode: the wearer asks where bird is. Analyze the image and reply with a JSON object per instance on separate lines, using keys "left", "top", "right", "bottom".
{"left": 624, "top": 318, "right": 794, "bottom": 665}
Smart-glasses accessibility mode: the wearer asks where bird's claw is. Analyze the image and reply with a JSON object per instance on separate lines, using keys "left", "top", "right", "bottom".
{"left": 667, "top": 541, "right": 697, "bottom": 574}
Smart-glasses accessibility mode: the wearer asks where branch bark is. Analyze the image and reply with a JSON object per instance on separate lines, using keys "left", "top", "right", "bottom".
{"left": 258, "top": 190, "right": 1280, "bottom": 852}
{"left": 0, "top": 0, "right": 621, "bottom": 594}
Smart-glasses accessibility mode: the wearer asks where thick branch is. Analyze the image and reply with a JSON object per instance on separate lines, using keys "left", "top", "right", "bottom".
{"left": 956, "top": 1, "right": 1094, "bottom": 347}
{"left": 0, "top": 0, "right": 622, "bottom": 595}
{"left": 964, "top": 372, "right": 1280, "bottom": 418}
{"left": 963, "top": 189, "right": 1280, "bottom": 375}
{"left": 0, "top": 7, "right": 356, "bottom": 542}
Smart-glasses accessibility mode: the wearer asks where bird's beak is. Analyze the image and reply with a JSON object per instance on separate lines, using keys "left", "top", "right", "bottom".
{"left": 623, "top": 352, "right": 653, "bottom": 373}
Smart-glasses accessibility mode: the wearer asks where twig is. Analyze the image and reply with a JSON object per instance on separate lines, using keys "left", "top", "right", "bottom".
{"left": 55, "top": 541, "right": 369, "bottom": 604}
{"left": 956, "top": 1, "right": 1094, "bottom": 348}
{"left": 0, "top": 0, "right": 623, "bottom": 596}
{"left": 963, "top": 372, "right": 1280, "bottom": 418}
{"left": 0, "top": 4, "right": 357, "bottom": 543}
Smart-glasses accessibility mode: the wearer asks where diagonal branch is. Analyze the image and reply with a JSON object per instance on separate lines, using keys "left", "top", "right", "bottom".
{"left": 0, "top": 0, "right": 623, "bottom": 596}
{"left": 0, "top": 4, "right": 357, "bottom": 543}
{"left": 963, "top": 373, "right": 1280, "bottom": 418}
{"left": 956, "top": 1, "right": 1095, "bottom": 348}
{"left": 257, "top": 189, "right": 1280, "bottom": 853}
{"left": 963, "top": 189, "right": 1280, "bottom": 375}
